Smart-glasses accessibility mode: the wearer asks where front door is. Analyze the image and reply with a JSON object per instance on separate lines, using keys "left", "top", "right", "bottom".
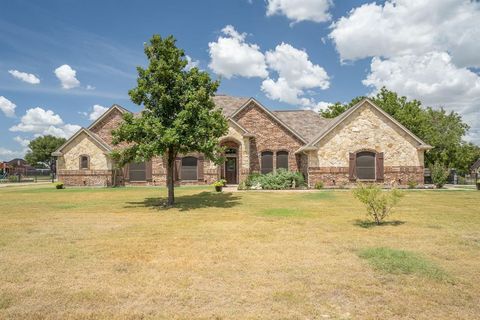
{"left": 225, "top": 157, "right": 237, "bottom": 184}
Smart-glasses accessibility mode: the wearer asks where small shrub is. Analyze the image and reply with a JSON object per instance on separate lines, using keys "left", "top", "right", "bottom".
{"left": 55, "top": 182, "right": 65, "bottom": 189}
{"left": 237, "top": 181, "right": 247, "bottom": 190}
{"left": 407, "top": 179, "right": 418, "bottom": 189}
{"left": 430, "top": 162, "right": 449, "bottom": 188}
{"left": 352, "top": 183, "right": 403, "bottom": 225}
{"left": 212, "top": 179, "right": 225, "bottom": 187}
{"left": 314, "top": 181, "right": 324, "bottom": 189}
{"left": 8, "top": 175, "right": 18, "bottom": 183}
{"left": 244, "top": 169, "right": 305, "bottom": 190}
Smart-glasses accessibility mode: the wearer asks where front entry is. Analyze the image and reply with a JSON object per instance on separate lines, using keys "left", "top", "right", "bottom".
{"left": 225, "top": 157, "right": 237, "bottom": 184}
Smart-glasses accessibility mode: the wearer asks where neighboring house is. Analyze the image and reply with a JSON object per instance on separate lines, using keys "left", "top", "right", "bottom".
{"left": 471, "top": 159, "right": 480, "bottom": 177}
{"left": 52, "top": 96, "right": 431, "bottom": 187}
{"left": 1, "top": 158, "right": 37, "bottom": 176}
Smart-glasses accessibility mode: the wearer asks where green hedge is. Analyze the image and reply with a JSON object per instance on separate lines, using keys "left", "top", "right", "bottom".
{"left": 239, "top": 169, "right": 305, "bottom": 190}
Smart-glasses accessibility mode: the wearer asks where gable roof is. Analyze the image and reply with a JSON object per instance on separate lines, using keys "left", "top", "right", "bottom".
{"left": 300, "top": 98, "right": 432, "bottom": 151}
{"left": 229, "top": 98, "right": 308, "bottom": 144}
{"left": 273, "top": 110, "right": 332, "bottom": 142}
{"left": 213, "top": 95, "right": 250, "bottom": 117}
{"left": 88, "top": 104, "right": 130, "bottom": 130}
{"left": 471, "top": 158, "right": 480, "bottom": 171}
{"left": 51, "top": 128, "right": 112, "bottom": 156}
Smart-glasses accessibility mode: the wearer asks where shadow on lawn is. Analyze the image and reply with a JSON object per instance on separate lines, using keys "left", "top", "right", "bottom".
{"left": 354, "top": 219, "right": 406, "bottom": 229}
{"left": 125, "top": 191, "right": 241, "bottom": 212}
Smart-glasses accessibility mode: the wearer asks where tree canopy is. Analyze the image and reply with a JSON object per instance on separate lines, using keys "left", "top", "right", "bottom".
{"left": 112, "top": 35, "right": 228, "bottom": 205}
{"left": 319, "top": 88, "right": 480, "bottom": 174}
{"left": 25, "top": 135, "right": 66, "bottom": 168}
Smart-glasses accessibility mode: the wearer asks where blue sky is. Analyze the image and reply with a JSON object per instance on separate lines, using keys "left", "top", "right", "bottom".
{"left": 1, "top": 0, "right": 479, "bottom": 160}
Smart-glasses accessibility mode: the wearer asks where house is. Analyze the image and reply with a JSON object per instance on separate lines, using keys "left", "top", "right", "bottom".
{"left": 52, "top": 96, "right": 431, "bottom": 187}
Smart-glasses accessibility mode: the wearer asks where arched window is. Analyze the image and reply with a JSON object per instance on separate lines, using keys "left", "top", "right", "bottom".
{"left": 356, "top": 151, "right": 376, "bottom": 180}
{"left": 261, "top": 151, "right": 273, "bottom": 174}
{"left": 181, "top": 157, "right": 198, "bottom": 180}
{"left": 129, "top": 162, "right": 146, "bottom": 181}
{"left": 276, "top": 151, "right": 289, "bottom": 170}
{"left": 79, "top": 155, "right": 89, "bottom": 169}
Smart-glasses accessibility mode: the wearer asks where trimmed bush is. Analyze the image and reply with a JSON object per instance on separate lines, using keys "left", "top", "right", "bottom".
{"left": 243, "top": 169, "right": 305, "bottom": 190}
{"left": 314, "top": 181, "right": 324, "bottom": 189}
{"left": 407, "top": 179, "right": 418, "bottom": 189}
{"left": 55, "top": 182, "right": 64, "bottom": 189}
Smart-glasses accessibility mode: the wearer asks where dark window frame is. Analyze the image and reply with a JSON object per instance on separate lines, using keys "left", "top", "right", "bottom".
{"left": 261, "top": 151, "right": 273, "bottom": 174}
{"left": 355, "top": 151, "right": 376, "bottom": 180}
{"left": 129, "top": 161, "right": 147, "bottom": 182}
{"left": 181, "top": 156, "right": 198, "bottom": 181}
{"left": 276, "top": 151, "right": 289, "bottom": 170}
{"left": 79, "top": 155, "right": 90, "bottom": 170}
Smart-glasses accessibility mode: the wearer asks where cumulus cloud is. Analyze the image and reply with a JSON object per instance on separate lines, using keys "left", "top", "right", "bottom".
{"left": 9, "top": 107, "right": 80, "bottom": 139}
{"left": 86, "top": 85, "right": 95, "bottom": 90}
{"left": 329, "top": 0, "right": 480, "bottom": 67}
{"left": 88, "top": 104, "right": 109, "bottom": 121}
{"left": 54, "top": 64, "right": 80, "bottom": 89}
{"left": 266, "top": 0, "right": 332, "bottom": 24}
{"left": 0, "top": 96, "right": 17, "bottom": 117}
{"left": 185, "top": 55, "right": 200, "bottom": 71}
{"left": 208, "top": 25, "right": 268, "bottom": 78}
{"left": 363, "top": 51, "right": 480, "bottom": 144}
{"left": 13, "top": 136, "right": 30, "bottom": 148}
{"left": 261, "top": 43, "right": 329, "bottom": 108}
{"left": 0, "top": 147, "right": 26, "bottom": 161}
{"left": 8, "top": 70, "right": 40, "bottom": 84}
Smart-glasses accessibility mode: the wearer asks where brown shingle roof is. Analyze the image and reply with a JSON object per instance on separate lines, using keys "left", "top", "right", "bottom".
{"left": 213, "top": 95, "right": 250, "bottom": 116}
{"left": 273, "top": 110, "right": 332, "bottom": 142}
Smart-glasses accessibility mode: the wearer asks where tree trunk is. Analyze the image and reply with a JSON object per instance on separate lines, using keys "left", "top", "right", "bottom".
{"left": 166, "top": 148, "right": 176, "bottom": 206}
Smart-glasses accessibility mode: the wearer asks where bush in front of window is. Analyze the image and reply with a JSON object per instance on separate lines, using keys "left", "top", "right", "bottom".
{"left": 353, "top": 183, "right": 403, "bottom": 225}
{"left": 243, "top": 169, "right": 305, "bottom": 190}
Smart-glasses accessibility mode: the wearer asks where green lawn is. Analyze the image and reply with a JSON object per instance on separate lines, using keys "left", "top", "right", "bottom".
{"left": 1, "top": 185, "right": 479, "bottom": 319}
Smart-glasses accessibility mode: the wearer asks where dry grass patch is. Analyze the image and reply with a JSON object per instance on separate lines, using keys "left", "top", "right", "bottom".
{"left": 0, "top": 185, "right": 479, "bottom": 319}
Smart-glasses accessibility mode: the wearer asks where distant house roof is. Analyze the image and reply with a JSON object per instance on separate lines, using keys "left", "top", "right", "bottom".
{"left": 471, "top": 158, "right": 480, "bottom": 171}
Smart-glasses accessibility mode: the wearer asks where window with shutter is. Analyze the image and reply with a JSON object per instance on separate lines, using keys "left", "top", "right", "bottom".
{"left": 129, "top": 162, "right": 146, "bottom": 181}
{"left": 181, "top": 157, "right": 198, "bottom": 180}
{"left": 276, "top": 151, "right": 289, "bottom": 170}
{"left": 261, "top": 151, "right": 273, "bottom": 174}
{"left": 356, "top": 151, "right": 376, "bottom": 180}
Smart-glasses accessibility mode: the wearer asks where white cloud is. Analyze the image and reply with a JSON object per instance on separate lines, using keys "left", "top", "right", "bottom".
{"left": 363, "top": 51, "right": 480, "bottom": 144}
{"left": 88, "top": 104, "right": 109, "bottom": 121}
{"left": 301, "top": 101, "right": 333, "bottom": 113}
{"left": 0, "top": 147, "right": 26, "bottom": 161}
{"left": 0, "top": 96, "right": 17, "bottom": 117}
{"left": 54, "top": 64, "right": 80, "bottom": 89}
{"left": 261, "top": 43, "right": 329, "bottom": 107}
{"left": 329, "top": 0, "right": 480, "bottom": 67}
{"left": 266, "top": 0, "right": 332, "bottom": 24}
{"left": 9, "top": 107, "right": 80, "bottom": 139}
{"left": 185, "top": 55, "right": 200, "bottom": 71}
{"left": 13, "top": 136, "right": 30, "bottom": 148}
{"left": 208, "top": 25, "right": 268, "bottom": 78}
{"left": 86, "top": 85, "right": 95, "bottom": 90}
{"left": 8, "top": 70, "right": 40, "bottom": 84}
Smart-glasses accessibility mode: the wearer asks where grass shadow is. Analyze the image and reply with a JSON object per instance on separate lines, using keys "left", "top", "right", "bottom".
{"left": 125, "top": 191, "right": 241, "bottom": 212}
{"left": 354, "top": 219, "right": 406, "bottom": 229}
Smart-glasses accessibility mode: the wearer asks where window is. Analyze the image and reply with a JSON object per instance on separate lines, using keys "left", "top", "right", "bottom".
{"left": 80, "top": 155, "right": 89, "bottom": 169}
{"left": 225, "top": 147, "right": 237, "bottom": 155}
{"left": 181, "top": 157, "right": 198, "bottom": 180}
{"left": 276, "top": 151, "right": 289, "bottom": 170}
{"left": 356, "top": 151, "right": 376, "bottom": 180}
{"left": 261, "top": 151, "right": 273, "bottom": 174}
{"left": 129, "top": 162, "right": 146, "bottom": 181}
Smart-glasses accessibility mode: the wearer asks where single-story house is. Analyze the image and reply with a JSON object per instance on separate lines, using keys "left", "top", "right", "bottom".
{"left": 52, "top": 96, "right": 431, "bottom": 187}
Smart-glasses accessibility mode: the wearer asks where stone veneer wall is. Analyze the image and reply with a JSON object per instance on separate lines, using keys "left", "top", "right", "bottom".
{"left": 307, "top": 104, "right": 425, "bottom": 187}
{"left": 233, "top": 101, "right": 304, "bottom": 174}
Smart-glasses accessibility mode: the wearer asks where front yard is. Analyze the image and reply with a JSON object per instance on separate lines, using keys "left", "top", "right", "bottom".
{"left": 1, "top": 185, "right": 479, "bottom": 319}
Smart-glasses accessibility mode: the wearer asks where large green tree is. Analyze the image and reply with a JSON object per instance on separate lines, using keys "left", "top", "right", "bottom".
{"left": 319, "top": 88, "right": 479, "bottom": 174}
{"left": 25, "top": 135, "right": 66, "bottom": 167}
{"left": 112, "top": 35, "right": 228, "bottom": 206}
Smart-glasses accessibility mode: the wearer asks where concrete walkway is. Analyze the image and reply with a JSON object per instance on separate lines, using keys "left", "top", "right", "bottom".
{"left": 0, "top": 181, "right": 52, "bottom": 188}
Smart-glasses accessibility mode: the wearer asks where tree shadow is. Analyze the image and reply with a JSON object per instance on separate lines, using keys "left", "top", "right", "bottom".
{"left": 125, "top": 191, "right": 241, "bottom": 212}
{"left": 353, "top": 219, "right": 406, "bottom": 229}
